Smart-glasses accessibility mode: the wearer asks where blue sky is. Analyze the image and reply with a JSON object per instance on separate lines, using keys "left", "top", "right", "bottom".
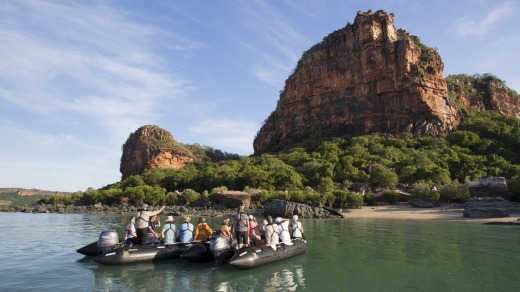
{"left": 1, "top": 0, "right": 518, "bottom": 192}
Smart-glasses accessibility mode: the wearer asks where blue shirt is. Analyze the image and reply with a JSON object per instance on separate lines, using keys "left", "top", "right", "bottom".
{"left": 161, "top": 223, "right": 178, "bottom": 244}
{"left": 179, "top": 222, "right": 194, "bottom": 242}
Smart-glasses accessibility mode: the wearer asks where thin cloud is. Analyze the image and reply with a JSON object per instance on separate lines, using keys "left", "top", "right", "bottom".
{"left": 0, "top": 1, "right": 194, "bottom": 142}
{"left": 233, "top": 0, "right": 311, "bottom": 88}
{"left": 189, "top": 118, "right": 258, "bottom": 155}
{"left": 452, "top": 1, "right": 516, "bottom": 36}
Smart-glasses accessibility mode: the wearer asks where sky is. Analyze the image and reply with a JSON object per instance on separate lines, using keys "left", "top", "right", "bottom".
{"left": 1, "top": 0, "right": 518, "bottom": 192}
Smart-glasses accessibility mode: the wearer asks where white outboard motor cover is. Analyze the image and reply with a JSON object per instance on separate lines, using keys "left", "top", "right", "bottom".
{"left": 210, "top": 235, "right": 230, "bottom": 253}
{"left": 97, "top": 230, "right": 119, "bottom": 248}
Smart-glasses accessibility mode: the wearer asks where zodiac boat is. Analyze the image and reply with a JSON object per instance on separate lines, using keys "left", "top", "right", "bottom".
{"left": 227, "top": 239, "right": 307, "bottom": 269}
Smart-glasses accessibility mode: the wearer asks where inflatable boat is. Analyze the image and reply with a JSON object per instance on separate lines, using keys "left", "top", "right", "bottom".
{"left": 228, "top": 239, "right": 307, "bottom": 269}
{"left": 93, "top": 242, "right": 193, "bottom": 265}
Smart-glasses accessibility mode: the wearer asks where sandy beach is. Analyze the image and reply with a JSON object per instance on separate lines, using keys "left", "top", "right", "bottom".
{"left": 343, "top": 203, "right": 520, "bottom": 223}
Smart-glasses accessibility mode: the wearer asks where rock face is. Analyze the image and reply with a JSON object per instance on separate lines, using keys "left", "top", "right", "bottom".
{"left": 468, "top": 177, "right": 513, "bottom": 200}
{"left": 463, "top": 197, "right": 513, "bottom": 218}
{"left": 254, "top": 10, "right": 458, "bottom": 153}
{"left": 213, "top": 191, "right": 251, "bottom": 210}
{"left": 263, "top": 199, "right": 343, "bottom": 218}
{"left": 447, "top": 74, "right": 520, "bottom": 118}
{"left": 120, "top": 125, "right": 194, "bottom": 179}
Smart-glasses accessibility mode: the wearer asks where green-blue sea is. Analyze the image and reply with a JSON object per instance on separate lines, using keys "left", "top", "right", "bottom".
{"left": 1, "top": 212, "right": 519, "bottom": 291}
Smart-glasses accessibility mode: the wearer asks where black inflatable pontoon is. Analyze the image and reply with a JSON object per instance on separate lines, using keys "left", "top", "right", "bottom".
{"left": 228, "top": 239, "right": 306, "bottom": 269}
{"left": 93, "top": 242, "right": 197, "bottom": 265}
{"left": 180, "top": 241, "right": 214, "bottom": 262}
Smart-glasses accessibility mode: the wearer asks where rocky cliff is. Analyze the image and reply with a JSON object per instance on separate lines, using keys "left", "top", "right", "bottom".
{"left": 254, "top": 10, "right": 459, "bottom": 153}
{"left": 447, "top": 74, "right": 520, "bottom": 118}
{"left": 120, "top": 125, "right": 194, "bottom": 179}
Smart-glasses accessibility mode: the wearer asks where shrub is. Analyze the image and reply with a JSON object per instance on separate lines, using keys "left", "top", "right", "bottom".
{"left": 181, "top": 189, "right": 200, "bottom": 205}
{"left": 381, "top": 190, "right": 400, "bottom": 204}
{"left": 288, "top": 190, "right": 306, "bottom": 203}
{"left": 345, "top": 191, "right": 363, "bottom": 209}
{"left": 439, "top": 181, "right": 470, "bottom": 203}
{"left": 259, "top": 190, "right": 271, "bottom": 202}
{"left": 363, "top": 192, "right": 377, "bottom": 206}
{"left": 410, "top": 183, "right": 440, "bottom": 201}
{"left": 507, "top": 175, "right": 520, "bottom": 202}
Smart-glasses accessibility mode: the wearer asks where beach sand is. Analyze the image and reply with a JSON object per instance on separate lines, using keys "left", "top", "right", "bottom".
{"left": 343, "top": 203, "right": 520, "bottom": 223}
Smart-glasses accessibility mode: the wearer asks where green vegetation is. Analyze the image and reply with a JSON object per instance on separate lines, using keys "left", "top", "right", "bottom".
{"left": 38, "top": 111, "right": 520, "bottom": 207}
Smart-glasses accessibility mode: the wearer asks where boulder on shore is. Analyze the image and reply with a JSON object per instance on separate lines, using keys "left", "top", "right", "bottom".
{"left": 263, "top": 200, "right": 343, "bottom": 218}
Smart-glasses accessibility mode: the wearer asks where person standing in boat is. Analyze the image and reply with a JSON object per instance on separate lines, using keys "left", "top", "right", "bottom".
{"left": 161, "top": 216, "right": 179, "bottom": 244}
{"left": 276, "top": 217, "right": 293, "bottom": 245}
{"left": 231, "top": 205, "right": 250, "bottom": 249}
{"left": 131, "top": 203, "right": 165, "bottom": 246}
{"left": 179, "top": 215, "right": 194, "bottom": 242}
{"left": 194, "top": 217, "right": 213, "bottom": 241}
{"left": 248, "top": 215, "right": 260, "bottom": 246}
{"left": 264, "top": 216, "right": 279, "bottom": 250}
{"left": 290, "top": 215, "right": 304, "bottom": 239}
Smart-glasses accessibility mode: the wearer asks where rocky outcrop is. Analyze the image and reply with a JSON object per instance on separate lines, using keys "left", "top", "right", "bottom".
{"left": 254, "top": 10, "right": 458, "bottom": 153}
{"left": 468, "top": 177, "right": 513, "bottom": 200}
{"left": 263, "top": 199, "right": 344, "bottom": 218}
{"left": 213, "top": 191, "right": 251, "bottom": 210}
{"left": 120, "top": 125, "right": 194, "bottom": 179}
{"left": 447, "top": 74, "right": 520, "bottom": 118}
{"left": 463, "top": 197, "right": 520, "bottom": 218}
{"left": 409, "top": 199, "right": 440, "bottom": 208}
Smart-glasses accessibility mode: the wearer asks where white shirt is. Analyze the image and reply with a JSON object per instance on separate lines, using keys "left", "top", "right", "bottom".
{"left": 278, "top": 221, "right": 292, "bottom": 245}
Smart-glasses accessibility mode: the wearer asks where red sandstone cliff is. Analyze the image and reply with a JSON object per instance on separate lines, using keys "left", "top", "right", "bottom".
{"left": 120, "top": 125, "right": 194, "bottom": 179}
{"left": 447, "top": 74, "right": 520, "bottom": 118}
{"left": 254, "top": 10, "right": 459, "bottom": 153}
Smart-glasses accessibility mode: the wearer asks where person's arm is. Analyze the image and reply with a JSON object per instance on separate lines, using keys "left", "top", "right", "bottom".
{"left": 156, "top": 205, "right": 166, "bottom": 215}
{"left": 194, "top": 224, "right": 200, "bottom": 240}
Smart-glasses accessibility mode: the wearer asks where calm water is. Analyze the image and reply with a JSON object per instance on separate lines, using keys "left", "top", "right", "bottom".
{"left": 1, "top": 212, "right": 519, "bottom": 291}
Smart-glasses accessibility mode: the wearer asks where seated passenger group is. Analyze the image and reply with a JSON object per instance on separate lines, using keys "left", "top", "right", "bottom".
{"left": 124, "top": 203, "right": 304, "bottom": 248}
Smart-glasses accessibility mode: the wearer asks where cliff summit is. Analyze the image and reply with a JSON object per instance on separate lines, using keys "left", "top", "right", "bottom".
{"left": 254, "top": 10, "right": 459, "bottom": 153}
{"left": 120, "top": 125, "right": 194, "bottom": 179}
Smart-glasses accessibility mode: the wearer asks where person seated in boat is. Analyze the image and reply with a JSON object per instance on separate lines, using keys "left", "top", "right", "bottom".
{"left": 276, "top": 217, "right": 293, "bottom": 245}
{"left": 290, "top": 215, "right": 304, "bottom": 240}
{"left": 220, "top": 218, "right": 231, "bottom": 240}
{"left": 258, "top": 219, "right": 268, "bottom": 240}
{"left": 124, "top": 218, "right": 138, "bottom": 245}
{"left": 194, "top": 217, "right": 213, "bottom": 241}
{"left": 147, "top": 214, "right": 161, "bottom": 244}
{"left": 231, "top": 205, "right": 250, "bottom": 249}
{"left": 179, "top": 215, "right": 194, "bottom": 242}
{"left": 264, "top": 216, "right": 279, "bottom": 250}
{"left": 130, "top": 203, "right": 166, "bottom": 246}
{"left": 248, "top": 215, "right": 261, "bottom": 246}
{"left": 161, "top": 216, "right": 178, "bottom": 245}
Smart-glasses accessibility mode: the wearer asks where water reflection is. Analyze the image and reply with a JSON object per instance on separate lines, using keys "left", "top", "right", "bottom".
{"left": 85, "top": 258, "right": 306, "bottom": 291}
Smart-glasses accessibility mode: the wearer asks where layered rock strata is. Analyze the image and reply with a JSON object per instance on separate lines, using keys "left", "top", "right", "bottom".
{"left": 254, "top": 10, "right": 458, "bottom": 153}
{"left": 120, "top": 125, "right": 194, "bottom": 179}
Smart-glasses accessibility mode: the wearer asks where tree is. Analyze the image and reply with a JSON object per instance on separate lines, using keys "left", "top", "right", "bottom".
{"left": 369, "top": 164, "right": 398, "bottom": 186}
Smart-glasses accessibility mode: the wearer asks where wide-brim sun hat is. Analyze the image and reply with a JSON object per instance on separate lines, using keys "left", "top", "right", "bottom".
{"left": 166, "top": 216, "right": 174, "bottom": 222}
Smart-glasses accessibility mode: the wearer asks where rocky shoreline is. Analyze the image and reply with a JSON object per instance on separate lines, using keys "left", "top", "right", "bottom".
{"left": 0, "top": 199, "right": 345, "bottom": 219}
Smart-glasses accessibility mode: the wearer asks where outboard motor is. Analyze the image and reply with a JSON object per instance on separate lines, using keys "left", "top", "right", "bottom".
{"left": 209, "top": 235, "right": 234, "bottom": 266}
{"left": 97, "top": 230, "right": 119, "bottom": 251}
